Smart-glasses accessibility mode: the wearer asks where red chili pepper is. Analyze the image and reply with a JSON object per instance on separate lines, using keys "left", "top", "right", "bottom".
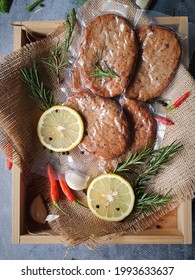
{"left": 166, "top": 91, "right": 190, "bottom": 111}
{"left": 5, "top": 143, "right": 12, "bottom": 171}
{"left": 58, "top": 174, "right": 86, "bottom": 207}
{"left": 155, "top": 115, "right": 174, "bottom": 125}
{"left": 47, "top": 164, "right": 67, "bottom": 215}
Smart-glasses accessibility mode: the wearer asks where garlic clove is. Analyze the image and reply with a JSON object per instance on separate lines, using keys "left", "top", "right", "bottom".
{"left": 30, "top": 194, "right": 47, "bottom": 224}
{"left": 65, "top": 169, "right": 90, "bottom": 191}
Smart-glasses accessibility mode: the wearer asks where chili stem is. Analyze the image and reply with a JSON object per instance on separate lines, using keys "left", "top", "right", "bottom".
{"left": 53, "top": 201, "right": 67, "bottom": 215}
{"left": 73, "top": 200, "right": 88, "bottom": 208}
{"left": 58, "top": 174, "right": 87, "bottom": 208}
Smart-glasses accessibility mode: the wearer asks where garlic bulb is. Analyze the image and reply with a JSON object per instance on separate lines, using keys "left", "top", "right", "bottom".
{"left": 65, "top": 169, "right": 90, "bottom": 191}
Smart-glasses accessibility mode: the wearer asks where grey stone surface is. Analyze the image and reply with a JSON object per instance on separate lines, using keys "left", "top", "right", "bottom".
{"left": 0, "top": 0, "right": 194, "bottom": 260}
{"left": 150, "top": 0, "right": 195, "bottom": 24}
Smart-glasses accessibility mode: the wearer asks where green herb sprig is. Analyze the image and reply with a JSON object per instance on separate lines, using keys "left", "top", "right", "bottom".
{"left": 26, "top": 0, "right": 44, "bottom": 11}
{"left": 90, "top": 61, "right": 119, "bottom": 80}
{"left": 64, "top": 8, "right": 76, "bottom": 52}
{"left": 21, "top": 62, "right": 54, "bottom": 111}
{"left": 136, "top": 190, "right": 173, "bottom": 214}
{"left": 0, "top": 0, "right": 13, "bottom": 13}
{"left": 42, "top": 9, "right": 76, "bottom": 80}
{"left": 42, "top": 43, "right": 69, "bottom": 79}
{"left": 135, "top": 142, "right": 183, "bottom": 188}
{"left": 114, "top": 141, "right": 183, "bottom": 215}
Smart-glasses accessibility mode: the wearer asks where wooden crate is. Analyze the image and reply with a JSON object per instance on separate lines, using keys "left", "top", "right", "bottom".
{"left": 12, "top": 17, "right": 192, "bottom": 244}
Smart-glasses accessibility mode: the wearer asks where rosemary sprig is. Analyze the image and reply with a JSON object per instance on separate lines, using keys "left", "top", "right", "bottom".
{"left": 113, "top": 145, "right": 154, "bottom": 174}
{"left": 42, "top": 43, "right": 69, "bottom": 79}
{"left": 114, "top": 141, "right": 183, "bottom": 214}
{"left": 114, "top": 141, "right": 183, "bottom": 187}
{"left": 42, "top": 9, "right": 76, "bottom": 79}
{"left": 127, "top": 191, "right": 173, "bottom": 220}
{"left": 90, "top": 61, "right": 119, "bottom": 80}
{"left": 113, "top": 145, "right": 155, "bottom": 186}
{"left": 136, "top": 142, "right": 183, "bottom": 188}
{"left": 136, "top": 190, "right": 173, "bottom": 213}
{"left": 21, "top": 62, "right": 54, "bottom": 111}
{"left": 64, "top": 8, "right": 76, "bottom": 52}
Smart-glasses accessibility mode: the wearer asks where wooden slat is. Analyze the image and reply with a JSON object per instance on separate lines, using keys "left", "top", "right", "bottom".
{"left": 12, "top": 25, "right": 21, "bottom": 244}
{"left": 13, "top": 20, "right": 64, "bottom": 37}
{"left": 178, "top": 200, "right": 192, "bottom": 244}
{"left": 19, "top": 228, "right": 183, "bottom": 245}
{"left": 178, "top": 17, "right": 189, "bottom": 67}
{"left": 12, "top": 24, "right": 27, "bottom": 244}
{"left": 13, "top": 24, "right": 23, "bottom": 51}
{"left": 12, "top": 165, "right": 21, "bottom": 244}
{"left": 104, "top": 229, "right": 184, "bottom": 244}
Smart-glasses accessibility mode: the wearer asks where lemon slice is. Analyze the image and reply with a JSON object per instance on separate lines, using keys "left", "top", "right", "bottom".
{"left": 37, "top": 105, "right": 84, "bottom": 152}
{"left": 87, "top": 174, "right": 135, "bottom": 222}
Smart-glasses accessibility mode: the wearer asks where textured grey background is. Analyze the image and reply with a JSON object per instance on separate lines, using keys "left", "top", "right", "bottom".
{"left": 0, "top": 0, "right": 194, "bottom": 260}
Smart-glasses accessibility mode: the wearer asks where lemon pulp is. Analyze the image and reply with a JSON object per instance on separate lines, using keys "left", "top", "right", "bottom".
{"left": 87, "top": 174, "right": 135, "bottom": 222}
{"left": 37, "top": 105, "right": 84, "bottom": 152}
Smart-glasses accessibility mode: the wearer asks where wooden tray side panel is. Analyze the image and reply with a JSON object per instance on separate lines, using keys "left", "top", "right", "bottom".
{"left": 178, "top": 200, "right": 192, "bottom": 244}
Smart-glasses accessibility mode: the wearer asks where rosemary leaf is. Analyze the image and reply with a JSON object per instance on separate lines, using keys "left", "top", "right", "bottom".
{"left": 90, "top": 61, "right": 119, "bottom": 80}
{"left": 21, "top": 62, "right": 54, "bottom": 111}
{"left": 127, "top": 191, "right": 172, "bottom": 220}
{"left": 42, "top": 43, "right": 69, "bottom": 78}
{"left": 113, "top": 141, "right": 183, "bottom": 215}
{"left": 42, "top": 9, "right": 76, "bottom": 80}
{"left": 64, "top": 8, "right": 76, "bottom": 52}
{"left": 114, "top": 141, "right": 183, "bottom": 188}
{"left": 136, "top": 141, "right": 183, "bottom": 188}
{"left": 113, "top": 145, "right": 154, "bottom": 173}
{"left": 136, "top": 191, "right": 173, "bottom": 213}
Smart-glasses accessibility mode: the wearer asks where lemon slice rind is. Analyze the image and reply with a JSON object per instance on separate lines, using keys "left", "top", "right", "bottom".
{"left": 87, "top": 174, "right": 135, "bottom": 222}
{"left": 37, "top": 105, "right": 84, "bottom": 152}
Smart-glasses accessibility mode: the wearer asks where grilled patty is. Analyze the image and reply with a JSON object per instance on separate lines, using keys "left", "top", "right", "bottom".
{"left": 66, "top": 91, "right": 129, "bottom": 160}
{"left": 100, "top": 98, "right": 157, "bottom": 172}
{"left": 71, "top": 66, "right": 83, "bottom": 92}
{"left": 126, "top": 25, "right": 181, "bottom": 101}
{"left": 77, "top": 14, "right": 138, "bottom": 98}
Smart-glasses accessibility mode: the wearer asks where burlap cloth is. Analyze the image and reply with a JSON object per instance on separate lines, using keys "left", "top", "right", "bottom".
{"left": 0, "top": 0, "right": 195, "bottom": 246}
